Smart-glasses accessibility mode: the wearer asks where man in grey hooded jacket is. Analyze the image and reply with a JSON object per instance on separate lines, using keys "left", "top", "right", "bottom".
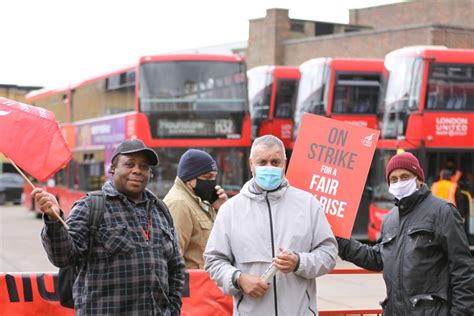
{"left": 204, "top": 135, "right": 338, "bottom": 316}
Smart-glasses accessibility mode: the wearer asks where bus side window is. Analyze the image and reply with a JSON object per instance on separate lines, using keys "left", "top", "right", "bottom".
{"left": 426, "top": 91, "right": 437, "bottom": 109}
{"left": 446, "top": 93, "right": 467, "bottom": 110}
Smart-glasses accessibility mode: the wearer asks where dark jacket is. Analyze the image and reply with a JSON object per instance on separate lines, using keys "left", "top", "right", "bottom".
{"left": 338, "top": 185, "right": 474, "bottom": 315}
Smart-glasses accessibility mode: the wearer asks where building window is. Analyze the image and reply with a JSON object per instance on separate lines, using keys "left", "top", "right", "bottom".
{"left": 315, "top": 22, "right": 334, "bottom": 36}
{"left": 290, "top": 21, "right": 305, "bottom": 33}
{"left": 344, "top": 27, "right": 360, "bottom": 33}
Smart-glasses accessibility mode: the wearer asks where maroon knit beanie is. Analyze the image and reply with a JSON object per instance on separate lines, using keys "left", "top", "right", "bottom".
{"left": 386, "top": 152, "right": 425, "bottom": 183}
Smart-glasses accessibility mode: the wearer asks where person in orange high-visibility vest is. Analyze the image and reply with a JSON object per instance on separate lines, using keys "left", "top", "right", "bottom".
{"left": 431, "top": 169, "right": 468, "bottom": 228}
{"left": 431, "top": 169, "right": 460, "bottom": 205}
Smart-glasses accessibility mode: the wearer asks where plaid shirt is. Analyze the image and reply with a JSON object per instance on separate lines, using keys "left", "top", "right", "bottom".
{"left": 41, "top": 182, "right": 185, "bottom": 316}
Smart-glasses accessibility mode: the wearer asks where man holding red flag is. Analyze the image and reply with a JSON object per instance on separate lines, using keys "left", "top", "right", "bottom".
{"left": 33, "top": 139, "right": 185, "bottom": 315}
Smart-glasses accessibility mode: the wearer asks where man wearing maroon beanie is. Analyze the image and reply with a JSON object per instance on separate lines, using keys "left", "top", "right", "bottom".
{"left": 337, "top": 152, "right": 474, "bottom": 315}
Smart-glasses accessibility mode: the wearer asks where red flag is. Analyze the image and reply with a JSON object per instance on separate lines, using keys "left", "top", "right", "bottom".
{"left": 0, "top": 97, "right": 72, "bottom": 182}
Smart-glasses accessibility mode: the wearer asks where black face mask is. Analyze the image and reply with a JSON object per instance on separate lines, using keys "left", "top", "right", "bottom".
{"left": 194, "top": 179, "right": 219, "bottom": 204}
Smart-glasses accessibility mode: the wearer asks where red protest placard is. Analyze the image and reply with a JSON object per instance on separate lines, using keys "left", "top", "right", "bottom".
{"left": 286, "top": 113, "right": 379, "bottom": 238}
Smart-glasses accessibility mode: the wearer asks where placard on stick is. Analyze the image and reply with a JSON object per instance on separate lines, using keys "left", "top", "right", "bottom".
{"left": 286, "top": 113, "right": 379, "bottom": 238}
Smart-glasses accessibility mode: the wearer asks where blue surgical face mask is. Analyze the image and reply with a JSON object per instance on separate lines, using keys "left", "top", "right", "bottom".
{"left": 254, "top": 166, "right": 283, "bottom": 191}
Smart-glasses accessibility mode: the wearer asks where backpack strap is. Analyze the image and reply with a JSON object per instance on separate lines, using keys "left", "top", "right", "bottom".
{"left": 86, "top": 191, "right": 106, "bottom": 259}
{"left": 154, "top": 198, "right": 174, "bottom": 228}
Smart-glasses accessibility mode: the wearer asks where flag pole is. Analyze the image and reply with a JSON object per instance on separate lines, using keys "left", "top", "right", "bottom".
{"left": 9, "top": 159, "right": 36, "bottom": 189}
{"left": 7, "top": 157, "right": 69, "bottom": 230}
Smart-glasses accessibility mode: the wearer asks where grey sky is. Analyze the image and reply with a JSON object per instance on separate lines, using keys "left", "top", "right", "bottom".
{"left": 1, "top": 0, "right": 402, "bottom": 87}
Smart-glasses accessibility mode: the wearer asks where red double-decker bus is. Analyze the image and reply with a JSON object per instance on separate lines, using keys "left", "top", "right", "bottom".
{"left": 293, "top": 58, "right": 384, "bottom": 137}
{"left": 24, "top": 54, "right": 251, "bottom": 215}
{"left": 247, "top": 65, "right": 300, "bottom": 151}
{"left": 293, "top": 57, "right": 384, "bottom": 238}
{"left": 369, "top": 46, "right": 474, "bottom": 245}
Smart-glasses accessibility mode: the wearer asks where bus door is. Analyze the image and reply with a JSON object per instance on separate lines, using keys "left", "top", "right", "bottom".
{"left": 328, "top": 71, "right": 382, "bottom": 238}
{"left": 425, "top": 150, "right": 474, "bottom": 243}
{"left": 248, "top": 67, "right": 299, "bottom": 149}
{"left": 248, "top": 68, "right": 272, "bottom": 139}
{"left": 269, "top": 77, "right": 299, "bottom": 149}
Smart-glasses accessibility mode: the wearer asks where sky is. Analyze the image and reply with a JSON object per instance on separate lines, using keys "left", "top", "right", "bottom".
{"left": 1, "top": 0, "right": 402, "bottom": 88}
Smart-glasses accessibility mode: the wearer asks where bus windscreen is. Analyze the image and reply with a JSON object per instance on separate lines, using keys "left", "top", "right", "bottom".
{"left": 139, "top": 61, "right": 248, "bottom": 139}
{"left": 332, "top": 73, "right": 381, "bottom": 114}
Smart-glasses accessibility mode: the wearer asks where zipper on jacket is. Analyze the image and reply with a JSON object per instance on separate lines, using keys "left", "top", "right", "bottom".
{"left": 305, "top": 290, "right": 316, "bottom": 316}
{"left": 265, "top": 193, "right": 278, "bottom": 316}
{"left": 236, "top": 294, "right": 244, "bottom": 313}
{"left": 398, "top": 214, "right": 408, "bottom": 314}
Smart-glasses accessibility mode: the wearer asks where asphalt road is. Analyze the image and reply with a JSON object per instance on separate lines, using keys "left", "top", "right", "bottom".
{"left": 0, "top": 204, "right": 386, "bottom": 312}
{"left": 0, "top": 204, "right": 56, "bottom": 272}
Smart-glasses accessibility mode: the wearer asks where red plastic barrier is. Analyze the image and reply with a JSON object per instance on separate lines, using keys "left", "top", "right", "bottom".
{"left": 0, "top": 269, "right": 381, "bottom": 315}
{"left": 0, "top": 272, "right": 74, "bottom": 316}
{"left": 181, "top": 270, "right": 233, "bottom": 315}
{"left": 0, "top": 270, "right": 231, "bottom": 315}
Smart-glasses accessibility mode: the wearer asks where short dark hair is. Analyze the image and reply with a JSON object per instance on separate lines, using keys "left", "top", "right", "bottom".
{"left": 441, "top": 169, "right": 453, "bottom": 180}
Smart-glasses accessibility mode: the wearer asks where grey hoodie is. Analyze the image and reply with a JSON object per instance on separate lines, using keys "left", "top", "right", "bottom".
{"left": 204, "top": 179, "right": 338, "bottom": 316}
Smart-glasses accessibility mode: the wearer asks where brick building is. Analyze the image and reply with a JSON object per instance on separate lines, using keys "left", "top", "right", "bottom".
{"left": 0, "top": 84, "right": 42, "bottom": 104}
{"left": 246, "top": 0, "right": 474, "bottom": 69}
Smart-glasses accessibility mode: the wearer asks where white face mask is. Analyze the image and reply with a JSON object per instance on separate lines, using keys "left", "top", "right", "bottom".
{"left": 389, "top": 178, "right": 418, "bottom": 200}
